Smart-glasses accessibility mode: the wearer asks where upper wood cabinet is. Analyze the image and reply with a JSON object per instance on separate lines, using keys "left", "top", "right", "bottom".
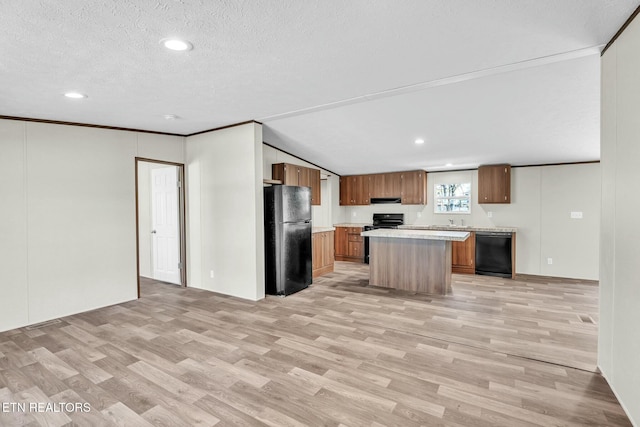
{"left": 272, "top": 163, "right": 321, "bottom": 205}
{"left": 339, "top": 175, "right": 370, "bottom": 205}
{"left": 478, "top": 164, "right": 511, "bottom": 204}
{"left": 370, "top": 172, "right": 402, "bottom": 198}
{"left": 400, "top": 170, "right": 427, "bottom": 205}
{"left": 341, "top": 170, "right": 426, "bottom": 205}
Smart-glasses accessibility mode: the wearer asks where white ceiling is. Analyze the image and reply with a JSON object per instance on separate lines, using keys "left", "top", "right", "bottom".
{"left": 1, "top": 1, "right": 638, "bottom": 175}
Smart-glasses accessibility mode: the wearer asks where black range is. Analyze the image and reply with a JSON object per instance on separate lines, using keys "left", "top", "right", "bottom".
{"left": 363, "top": 213, "right": 404, "bottom": 264}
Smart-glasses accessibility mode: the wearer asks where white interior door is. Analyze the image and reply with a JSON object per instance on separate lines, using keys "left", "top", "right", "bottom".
{"left": 151, "top": 166, "right": 181, "bottom": 284}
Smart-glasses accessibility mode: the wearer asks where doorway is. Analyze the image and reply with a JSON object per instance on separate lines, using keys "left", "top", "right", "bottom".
{"left": 135, "top": 158, "right": 187, "bottom": 297}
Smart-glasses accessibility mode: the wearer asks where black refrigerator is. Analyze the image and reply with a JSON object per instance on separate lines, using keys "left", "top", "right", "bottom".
{"left": 264, "top": 185, "right": 312, "bottom": 296}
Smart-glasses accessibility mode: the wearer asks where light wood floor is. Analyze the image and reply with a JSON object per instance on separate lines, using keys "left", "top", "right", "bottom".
{"left": 0, "top": 263, "right": 631, "bottom": 426}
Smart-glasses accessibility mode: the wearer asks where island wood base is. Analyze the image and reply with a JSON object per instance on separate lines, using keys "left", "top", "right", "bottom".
{"left": 369, "top": 237, "right": 452, "bottom": 295}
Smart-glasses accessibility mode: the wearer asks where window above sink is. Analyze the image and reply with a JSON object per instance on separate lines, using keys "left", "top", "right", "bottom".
{"left": 434, "top": 183, "right": 471, "bottom": 214}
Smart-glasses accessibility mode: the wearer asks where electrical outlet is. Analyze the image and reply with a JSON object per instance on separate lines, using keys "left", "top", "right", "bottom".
{"left": 487, "top": 211, "right": 493, "bottom": 218}
{"left": 210, "top": 270, "right": 214, "bottom": 278}
{"left": 352, "top": 211, "right": 357, "bottom": 217}
{"left": 547, "top": 258, "right": 553, "bottom": 265}
{"left": 570, "top": 211, "right": 583, "bottom": 219}
{"left": 416, "top": 212, "right": 421, "bottom": 218}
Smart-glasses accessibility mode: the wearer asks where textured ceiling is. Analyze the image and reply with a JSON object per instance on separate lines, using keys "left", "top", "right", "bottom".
{"left": 1, "top": 1, "right": 638, "bottom": 174}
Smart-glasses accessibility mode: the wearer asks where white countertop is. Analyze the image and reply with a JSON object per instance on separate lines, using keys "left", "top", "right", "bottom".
{"left": 312, "top": 227, "right": 335, "bottom": 233}
{"left": 333, "top": 223, "right": 370, "bottom": 228}
{"left": 361, "top": 228, "right": 470, "bottom": 241}
{"left": 399, "top": 225, "right": 517, "bottom": 233}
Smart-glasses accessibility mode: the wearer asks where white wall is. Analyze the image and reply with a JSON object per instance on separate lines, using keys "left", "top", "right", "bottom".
{"left": 0, "top": 119, "right": 185, "bottom": 332}
{"left": 600, "top": 16, "right": 640, "bottom": 425}
{"left": 262, "top": 144, "right": 344, "bottom": 226}
{"left": 342, "top": 163, "right": 600, "bottom": 280}
{"left": 186, "top": 123, "right": 265, "bottom": 300}
{"left": 0, "top": 120, "right": 29, "bottom": 331}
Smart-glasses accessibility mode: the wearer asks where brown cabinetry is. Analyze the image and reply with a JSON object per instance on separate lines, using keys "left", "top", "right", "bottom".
{"left": 400, "top": 170, "right": 427, "bottom": 205}
{"left": 340, "top": 170, "right": 425, "bottom": 205}
{"left": 478, "top": 164, "right": 511, "bottom": 204}
{"left": 452, "top": 231, "right": 476, "bottom": 274}
{"left": 334, "top": 226, "right": 364, "bottom": 262}
{"left": 370, "top": 172, "right": 402, "bottom": 198}
{"left": 272, "top": 163, "right": 321, "bottom": 205}
{"left": 312, "top": 230, "right": 334, "bottom": 278}
{"left": 339, "top": 175, "right": 370, "bottom": 205}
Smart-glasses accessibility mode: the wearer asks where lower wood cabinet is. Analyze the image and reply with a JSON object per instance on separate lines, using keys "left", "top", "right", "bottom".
{"left": 334, "top": 226, "right": 364, "bottom": 262}
{"left": 312, "top": 230, "right": 334, "bottom": 278}
{"left": 452, "top": 231, "right": 475, "bottom": 274}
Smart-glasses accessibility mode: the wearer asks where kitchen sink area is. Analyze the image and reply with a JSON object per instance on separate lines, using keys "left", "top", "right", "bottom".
{"left": 398, "top": 224, "right": 517, "bottom": 278}
{"left": 398, "top": 224, "right": 515, "bottom": 232}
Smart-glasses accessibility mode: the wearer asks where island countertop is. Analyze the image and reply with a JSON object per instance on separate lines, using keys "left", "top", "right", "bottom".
{"left": 361, "top": 228, "right": 470, "bottom": 241}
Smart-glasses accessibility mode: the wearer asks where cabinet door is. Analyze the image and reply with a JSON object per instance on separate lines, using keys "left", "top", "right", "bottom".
{"left": 370, "top": 174, "right": 385, "bottom": 198}
{"left": 354, "top": 175, "right": 370, "bottom": 205}
{"left": 401, "top": 170, "right": 427, "bottom": 204}
{"left": 311, "top": 233, "right": 318, "bottom": 270}
{"left": 385, "top": 172, "right": 402, "bottom": 197}
{"left": 452, "top": 232, "right": 475, "bottom": 273}
{"left": 334, "top": 227, "right": 349, "bottom": 256}
{"left": 347, "top": 241, "right": 363, "bottom": 258}
{"left": 323, "top": 231, "right": 334, "bottom": 266}
{"left": 272, "top": 163, "right": 299, "bottom": 185}
{"left": 339, "top": 177, "right": 351, "bottom": 205}
{"left": 298, "top": 166, "right": 310, "bottom": 188}
{"left": 347, "top": 231, "right": 364, "bottom": 258}
{"left": 478, "top": 164, "right": 511, "bottom": 203}
{"left": 312, "top": 233, "right": 324, "bottom": 270}
{"left": 309, "top": 168, "right": 321, "bottom": 205}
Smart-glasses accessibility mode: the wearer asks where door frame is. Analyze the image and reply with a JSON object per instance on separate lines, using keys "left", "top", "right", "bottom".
{"left": 135, "top": 157, "right": 187, "bottom": 297}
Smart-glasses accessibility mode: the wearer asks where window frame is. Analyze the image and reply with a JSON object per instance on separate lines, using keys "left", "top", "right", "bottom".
{"left": 433, "top": 182, "right": 472, "bottom": 214}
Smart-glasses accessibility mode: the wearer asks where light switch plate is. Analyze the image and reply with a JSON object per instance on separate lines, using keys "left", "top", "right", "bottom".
{"left": 487, "top": 211, "right": 493, "bottom": 218}
{"left": 570, "top": 211, "right": 583, "bottom": 219}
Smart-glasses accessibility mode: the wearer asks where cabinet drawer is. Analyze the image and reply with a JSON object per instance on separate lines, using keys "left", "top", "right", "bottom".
{"left": 348, "top": 234, "right": 363, "bottom": 243}
{"left": 347, "top": 227, "right": 363, "bottom": 234}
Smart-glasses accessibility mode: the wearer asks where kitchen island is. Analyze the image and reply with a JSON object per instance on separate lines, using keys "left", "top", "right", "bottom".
{"left": 360, "top": 229, "right": 469, "bottom": 295}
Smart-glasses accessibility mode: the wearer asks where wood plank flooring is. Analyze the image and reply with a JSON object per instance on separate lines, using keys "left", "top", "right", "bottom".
{"left": 0, "top": 263, "right": 631, "bottom": 426}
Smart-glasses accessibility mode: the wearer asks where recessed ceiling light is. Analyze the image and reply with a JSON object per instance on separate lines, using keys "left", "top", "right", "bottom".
{"left": 415, "top": 138, "right": 425, "bottom": 145}
{"left": 64, "top": 92, "right": 87, "bottom": 99}
{"left": 163, "top": 114, "right": 180, "bottom": 120}
{"left": 160, "top": 38, "right": 193, "bottom": 51}
{"left": 445, "top": 163, "right": 453, "bottom": 167}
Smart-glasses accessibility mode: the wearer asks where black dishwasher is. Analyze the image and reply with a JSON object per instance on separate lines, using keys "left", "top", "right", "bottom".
{"left": 475, "top": 232, "right": 512, "bottom": 278}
